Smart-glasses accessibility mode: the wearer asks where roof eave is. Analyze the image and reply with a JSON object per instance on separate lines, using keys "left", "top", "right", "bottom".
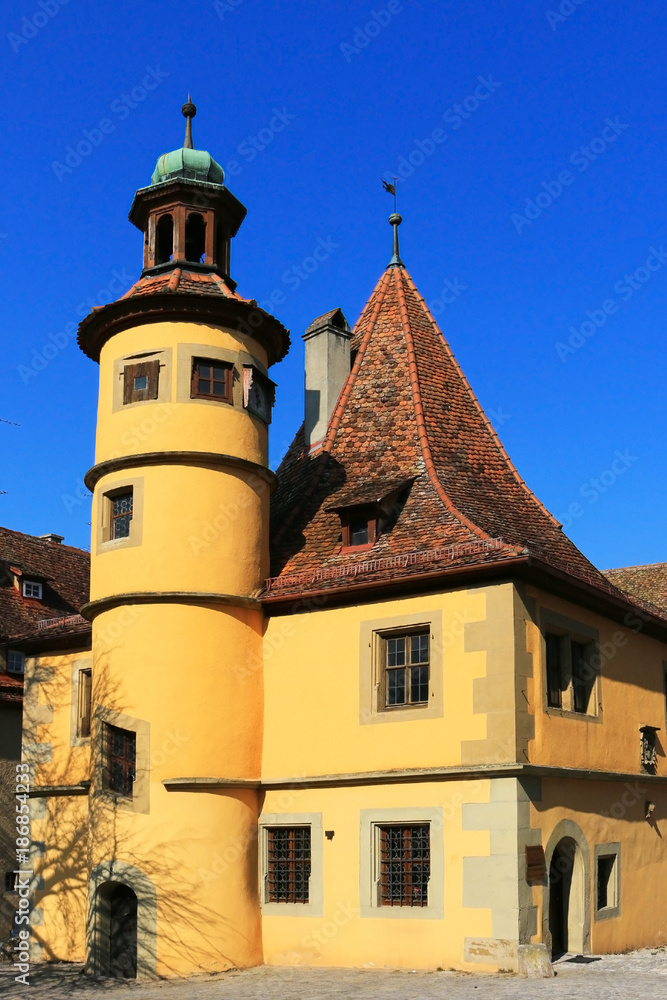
{"left": 262, "top": 553, "right": 667, "bottom": 640}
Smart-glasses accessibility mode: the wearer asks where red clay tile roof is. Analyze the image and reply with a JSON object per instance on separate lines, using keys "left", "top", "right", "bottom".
{"left": 118, "top": 268, "right": 248, "bottom": 303}
{"left": 268, "top": 264, "right": 627, "bottom": 601}
{"left": 603, "top": 563, "right": 667, "bottom": 615}
{"left": 78, "top": 267, "right": 290, "bottom": 364}
{"left": 0, "top": 527, "right": 90, "bottom": 640}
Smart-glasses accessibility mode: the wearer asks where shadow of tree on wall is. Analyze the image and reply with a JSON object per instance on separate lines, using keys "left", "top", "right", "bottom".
{"left": 22, "top": 635, "right": 261, "bottom": 980}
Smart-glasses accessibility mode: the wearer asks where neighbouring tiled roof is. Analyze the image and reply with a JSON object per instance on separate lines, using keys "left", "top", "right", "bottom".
{"left": 603, "top": 563, "right": 667, "bottom": 615}
{"left": 0, "top": 527, "right": 90, "bottom": 640}
{"left": 267, "top": 264, "right": 637, "bottom": 603}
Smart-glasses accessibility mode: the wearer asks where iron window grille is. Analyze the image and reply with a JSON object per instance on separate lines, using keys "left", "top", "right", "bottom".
{"left": 190, "top": 358, "right": 233, "bottom": 403}
{"left": 378, "top": 824, "right": 430, "bottom": 906}
{"left": 111, "top": 491, "right": 133, "bottom": 540}
{"left": 383, "top": 631, "right": 430, "bottom": 708}
{"left": 265, "top": 826, "right": 311, "bottom": 904}
{"left": 104, "top": 724, "right": 136, "bottom": 798}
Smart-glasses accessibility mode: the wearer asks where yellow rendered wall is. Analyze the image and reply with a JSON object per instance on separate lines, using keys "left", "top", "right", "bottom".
{"left": 89, "top": 463, "right": 270, "bottom": 602}
{"left": 87, "top": 602, "right": 265, "bottom": 975}
{"left": 261, "top": 586, "right": 502, "bottom": 779}
{"left": 22, "top": 648, "right": 92, "bottom": 963}
{"left": 524, "top": 586, "right": 667, "bottom": 773}
{"left": 529, "top": 778, "right": 667, "bottom": 953}
{"left": 95, "top": 321, "right": 269, "bottom": 467}
{"left": 259, "top": 780, "right": 495, "bottom": 972}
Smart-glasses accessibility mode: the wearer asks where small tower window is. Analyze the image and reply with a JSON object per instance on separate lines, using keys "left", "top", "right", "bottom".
{"left": 123, "top": 360, "right": 160, "bottom": 404}
{"left": 185, "top": 213, "right": 206, "bottom": 263}
{"left": 111, "top": 491, "right": 133, "bottom": 540}
{"left": 155, "top": 214, "right": 173, "bottom": 265}
{"left": 191, "top": 358, "right": 233, "bottom": 403}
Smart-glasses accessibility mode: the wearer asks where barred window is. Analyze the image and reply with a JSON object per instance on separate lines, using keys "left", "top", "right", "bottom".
{"left": 384, "top": 632, "right": 429, "bottom": 708}
{"left": 104, "top": 724, "right": 136, "bottom": 797}
{"left": 111, "top": 491, "right": 133, "bottom": 540}
{"left": 379, "top": 824, "right": 430, "bottom": 906}
{"left": 266, "top": 826, "right": 311, "bottom": 904}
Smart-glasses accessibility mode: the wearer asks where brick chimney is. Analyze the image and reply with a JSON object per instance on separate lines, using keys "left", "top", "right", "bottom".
{"left": 303, "top": 308, "right": 351, "bottom": 452}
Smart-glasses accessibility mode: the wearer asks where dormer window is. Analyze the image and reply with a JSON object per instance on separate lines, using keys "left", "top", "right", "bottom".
{"left": 328, "top": 477, "right": 415, "bottom": 554}
{"left": 340, "top": 509, "right": 378, "bottom": 552}
{"left": 22, "top": 580, "right": 42, "bottom": 600}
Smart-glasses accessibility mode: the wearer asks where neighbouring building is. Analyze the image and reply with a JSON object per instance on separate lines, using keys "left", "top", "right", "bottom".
{"left": 0, "top": 528, "right": 89, "bottom": 943}
{"left": 19, "top": 101, "right": 667, "bottom": 979}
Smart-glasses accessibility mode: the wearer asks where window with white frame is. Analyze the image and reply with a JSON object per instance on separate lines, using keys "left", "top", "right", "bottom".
{"left": 7, "top": 651, "right": 25, "bottom": 675}
{"left": 22, "top": 580, "right": 42, "bottom": 599}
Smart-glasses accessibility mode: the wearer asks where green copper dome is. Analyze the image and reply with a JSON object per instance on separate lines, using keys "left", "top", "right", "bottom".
{"left": 151, "top": 146, "right": 224, "bottom": 186}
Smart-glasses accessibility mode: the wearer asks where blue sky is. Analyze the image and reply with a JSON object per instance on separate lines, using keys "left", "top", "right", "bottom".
{"left": 0, "top": 0, "right": 664, "bottom": 569}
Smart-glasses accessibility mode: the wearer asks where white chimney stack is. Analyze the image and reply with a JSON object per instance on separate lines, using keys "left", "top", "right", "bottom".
{"left": 302, "top": 308, "right": 351, "bottom": 452}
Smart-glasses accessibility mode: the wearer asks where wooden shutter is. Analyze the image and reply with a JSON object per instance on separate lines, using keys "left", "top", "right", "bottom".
{"left": 526, "top": 845, "right": 546, "bottom": 883}
{"left": 545, "top": 634, "right": 563, "bottom": 708}
{"left": 123, "top": 360, "right": 160, "bottom": 404}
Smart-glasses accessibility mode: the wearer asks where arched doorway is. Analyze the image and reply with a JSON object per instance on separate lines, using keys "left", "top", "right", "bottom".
{"left": 96, "top": 882, "right": 138, "bottom": 978}
{"left": 549, "top": 837, "right": 585, "bottom": 956}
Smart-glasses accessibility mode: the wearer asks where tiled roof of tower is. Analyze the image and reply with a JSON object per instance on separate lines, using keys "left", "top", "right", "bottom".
{"left": 78, "top": 267, "right": 290, "bottom": 365}
{"left": 267, "top": 264, "right": 636, "bottom": 604}
{"left": 603, "top": 563, "right": 667, "bottom": 615}
{"left": 118, "top": 268, "right": 248, "bottom": 303}
{"left": 0, "top": 527, "right": 90, "bottom": 639}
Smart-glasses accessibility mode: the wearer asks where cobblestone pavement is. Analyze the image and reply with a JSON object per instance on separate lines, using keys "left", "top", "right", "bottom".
{"left": 1, "top": 949, "right": 665, "bottom": 998}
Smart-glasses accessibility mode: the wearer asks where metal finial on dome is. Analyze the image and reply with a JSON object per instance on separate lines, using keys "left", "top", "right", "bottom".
{"left": 381, "top": 177, "right": 403, "bottom": 268}
{"left": 182, "top": 94, "right": 197, "bottom": 149}
{"left": 388, "top": 212, "right": 404, "bottom": 268}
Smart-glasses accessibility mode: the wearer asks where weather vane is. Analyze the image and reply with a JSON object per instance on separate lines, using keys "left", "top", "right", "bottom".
{"left": 381, "top": 176, "right": 398, "bottom": 213}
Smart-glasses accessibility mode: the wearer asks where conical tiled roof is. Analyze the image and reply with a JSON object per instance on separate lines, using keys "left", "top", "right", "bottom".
{"left": 266, "top": 265, "right": 647, "bottom": 606}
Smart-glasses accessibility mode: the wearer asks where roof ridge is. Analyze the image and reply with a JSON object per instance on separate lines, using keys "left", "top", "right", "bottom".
{"left": 394, "top": 269, "right": 496, "bottom": 546}
{"left": 0, "top": 525, "right": 90, "bottom": 557}
{"left": 271, "top": 270, "right": 392, "bottom": 553}
{"left": 167, "top": 268, "right": 182, "bottom": 292}
{"left": 402, "top": 270, "right": 562, "bottom": 530}
{"left": 323, "top": 268, "right": 392, "bottom": 454}
{"left": 604, "top": 561, "right": 667, "bottom": 572}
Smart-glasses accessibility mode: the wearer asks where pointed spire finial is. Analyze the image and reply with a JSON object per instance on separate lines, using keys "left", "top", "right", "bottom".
{"left": 381, "top": 177, "right": 403, "bottom": 267}
{"left": 388, "top": 212, "right": 404, "bottom": 268}
{"left": 182, "top": 94, "right": 197, "bottom": 149}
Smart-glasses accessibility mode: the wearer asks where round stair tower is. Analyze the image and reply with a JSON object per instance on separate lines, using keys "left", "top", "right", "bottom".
{"left": 77, "top": 100, "right": 289, "bottom": 977}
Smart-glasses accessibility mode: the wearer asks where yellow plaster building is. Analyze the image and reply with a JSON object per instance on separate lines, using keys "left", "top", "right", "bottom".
{"left": 21, "top": 103, "right": 667, "bottom": 978}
